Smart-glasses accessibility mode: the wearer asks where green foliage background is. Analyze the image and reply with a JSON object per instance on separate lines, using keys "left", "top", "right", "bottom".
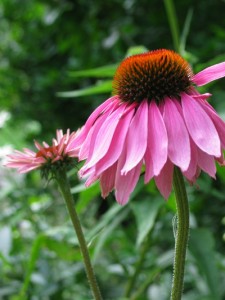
{"left": 1, "top": 0, "right": 225, "bottom": 299}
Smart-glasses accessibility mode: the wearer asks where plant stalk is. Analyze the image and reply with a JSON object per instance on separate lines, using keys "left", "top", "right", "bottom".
{"left": 163, "top": 0, "right": 180, "bottom": 53}
{"left": 56, "top": 169, "right": 103, "bottom": 300}
{"left": 171, "top": 167, "right": 189, "bottom": 300}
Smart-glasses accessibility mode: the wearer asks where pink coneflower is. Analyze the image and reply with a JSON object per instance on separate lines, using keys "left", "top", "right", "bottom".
{"left": 72, "top": 49, "right": 225, "bottom": 205}
{"left": 6, "top": 129, "right": 79, "bottom": 178}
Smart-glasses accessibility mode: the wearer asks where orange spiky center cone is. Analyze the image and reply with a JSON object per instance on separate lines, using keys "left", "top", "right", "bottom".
{"left": 113, "top": 49, "right": 193, "bottom": 104}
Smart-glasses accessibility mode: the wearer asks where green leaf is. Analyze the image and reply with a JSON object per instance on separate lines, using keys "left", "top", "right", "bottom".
{"left": 44, "top": 236, "right": 79, "bottom": 260}
{"left": 131, "top": 196, "right": 163, "bottom": 246}
{"left": 92, "top": 206, "right": 130, "bottom": 262}
{"left": 68, "top": 64, "right": 118, "bottom": 78}
{"left": 57, "top": 80, "right": 112, "bottom": 98}
{"left": 17, "top": 234, "right": 45, "bottom": 300}
{"left": 86, "top": 204, "right": 124, "bottom": 244}
{"left": 74, "top": 182, "right": 101, "bottom": 214}
{"left": 189, "top": 228, "right": 221, "bottom": 300}
{"left": 125, "top": 45, "right": 149, "bottom": 57}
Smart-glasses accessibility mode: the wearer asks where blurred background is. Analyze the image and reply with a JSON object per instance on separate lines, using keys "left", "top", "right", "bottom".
{"left": 1, "top": 0, "right": 225, "bottom": 299}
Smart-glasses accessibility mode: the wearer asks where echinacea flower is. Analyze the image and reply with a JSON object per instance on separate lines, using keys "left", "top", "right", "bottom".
{"left": 6, "top": 129, "right": 79, "bottom": 178}
{"left": 72, "top": 49, "right": 225, "bottom": 205}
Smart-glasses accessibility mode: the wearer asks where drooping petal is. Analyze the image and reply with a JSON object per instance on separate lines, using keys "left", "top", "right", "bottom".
{"left": 144, "top": 151, "right": 154, "bottom": 183}
{"left": 113, "top": 144, "right": 142, "bottom": 205}
{"left": 192, "top": 62, "right": 225, "bottom": 86}
{"left": 79, "top": 107, "right": 113, "bottom": 161}
{"left": 155, "top": 159, "right": 174, "bottom": 199}
{"left": 197, "top": 148, "right": 216, "bottom": 178}
{"left": 181, "top": 92, "right": 221, "bottom": 157}
{"left": 145, "top": 101, "right": 168, "bottom": 176}
{"left": 94, "top": 107, "right": 134, "bottom": 176}
{"left": 83, "top": 104, "right": 127, "bottom": 169}
{"left": 163, "top": 98, "right": 190, "bottom": 171}
{"left": 79, "top": 119, "right": 102, "bottom": 161}
{"left": 100, "top": 162, "right": 117, "bottom": 198}
{"left": 85, "top": 171, "right": 99, "bottom": 187}
{"left": 17, "top": 163, "right": 41, "bottom": 173}
{"left": 70, "top": 96, "right": 118, "bottom": 148}
{"left": 182, "top": 139, "right": 198, "bottom": 181}
{"left": 115, "top": 161, "right": 142, "bottom": 205}
{"left": 197, "top": 98, "right": 225, "bottom": 148}
{"left": 121, "top": 100, "right": 148, "bottom": 175}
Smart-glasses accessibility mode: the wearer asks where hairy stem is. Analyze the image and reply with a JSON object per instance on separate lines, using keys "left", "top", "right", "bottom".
{"left": 56, "top": 170, "right": 103, "bottom": 300}
{"left": 171, "top": 167, "right": 189, "bottom": 300}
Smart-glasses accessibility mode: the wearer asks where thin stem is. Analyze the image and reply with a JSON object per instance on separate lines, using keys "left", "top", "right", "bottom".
{"left": 171, "top": 167, "right": 189, "bottom": 300}
{"left": 130, "top": 268, "right": 161, "bottom": 300}
{"left": 124, "top": 235, "right": 151, "bottom": 297}
{"left": 163, "top": 0, "right": 180, "bottom": 53}
{"left": 56, "top": 169, "right": 103, "bottom": 300}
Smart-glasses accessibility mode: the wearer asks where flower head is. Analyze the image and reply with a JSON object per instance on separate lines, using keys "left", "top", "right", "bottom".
{"left": 6, "top": 129, "right": 79, "bottom": 178}
{"left": 72, "top": 49, "right": 225, "bottom": 205}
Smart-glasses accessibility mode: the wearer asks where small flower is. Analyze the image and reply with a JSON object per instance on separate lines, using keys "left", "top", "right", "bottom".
{"left": 72, "top": 49, "right": 225, "bottom": 205}
{"left": 5, "top": 129, "right": 79, "bottom": 178}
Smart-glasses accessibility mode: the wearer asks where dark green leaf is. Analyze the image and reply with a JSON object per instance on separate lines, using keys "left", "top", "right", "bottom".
{"left": 57, "top": 80, "right": 112, "bottom": 98}
{"left": 69, "top": 64, "right": 118, "bottom": 78}
{"left": 131, "top": 196, "right": 163, "bottom": 246}
{"left": 189, "top": 228, "right": 221, "bottom": 300}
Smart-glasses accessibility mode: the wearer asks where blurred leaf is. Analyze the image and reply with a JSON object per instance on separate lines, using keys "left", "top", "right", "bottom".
{"left": 217, "top": 163, "right": 225, "bottom": 183}
{"left": 165, "top": 192, "right": 177, "bottom": 213}
{"left": 125, "top": 45, "right": 149, "bottom": 57}
{"left": 44, "top": 237, "right": 78, "bottom": 261}
{"left": 189, "top": 228, "right": 221, "bottom": 300}
{"left": 57, "top": 80, "right": 112, "bottom": 98}
{"left": 0, "top": 226, "right": 12, "bottom": 257}
{"left": 131, "top": 196, "right": 163, "bottom": 246}
{"left": 92, "top": 206, "right": 130, "bottom": 262}
{"left": 195, "top": 54, "right": 225, "bottom": 73}
{"left": 86, "top": 204, "right": 124, "bottom": 243}
{"left": 180, "top": 8, "right": 193, "bottom": 55}
{"left": 17, "top": 234, "right": 45, "bottom": 300}
{"left": 69, "top": 64, "right": 118, "bottom": 78}
{"left": 74, "top": 182, "right": 101, "bottom": 214}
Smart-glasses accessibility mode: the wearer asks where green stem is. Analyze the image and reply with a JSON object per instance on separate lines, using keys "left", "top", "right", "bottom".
{"left": 124, "top": 235, "right": 151, "bottom": 297}
{"left": 163, "top": 0, "right": 180, "bottom": 53}
{"left": 171, "top": 167, "right": 189, "bottom": 300}
{"left": 130, "top": 268, "right": 161, "bottom": 300}
{"left": 56, "top": 169, "right": 103, "bottom": 300}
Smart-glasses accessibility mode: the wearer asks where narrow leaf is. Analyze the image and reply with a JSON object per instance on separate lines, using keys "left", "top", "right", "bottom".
{"left": 57, "top": 80, "right": 112, "bottom": 98}
{"left": 131, "top": 196, "right": 163, "bottom": 246}
{"left": 69, "top": 64, "right": 118, "bottom": 78}
{"left": 189, "top": 228, "right": 221, "bottom": 299}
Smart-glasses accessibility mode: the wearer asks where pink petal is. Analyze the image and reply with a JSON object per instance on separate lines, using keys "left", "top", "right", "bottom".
{"left": 181, "top": 93, "right": 221, "bottom": 156}
{"left": 144, "top": 151, "right": 154, "bottom": 183}
{"left": 85, "top": 172, "right": 99, "bottom": 187}
{"left": 182, "top": 139, "right": 198, "bottom": 181}
{"left": 192, "top": 62, "right": 225, "bottom": 86}
{"left": 197, "top": 148, "right": 216, "bottom": 178}
{"left": 94, "top": 107, "right": 134, "bottom": 175}
{"left": 163, "top": 98, "right": 190, "bottom": 171}
{"left": 83, "top": 104, "right": 126, "bottom": 169}
{"left": 79, "top": 107, "right": 112, "bottom": 161}
{"left": 197, "top": 98, "right": 225, "bottom": 149}
{"left": 192, "top": 93, "right": 212, "bottom": 100}
{"left": 100, "top": 162, "right": 117, "bottom": 198}
{"left": 19, "top": 165, "right": 40, "bottom": 173}
{"left": 121, "top": 100, "right": 148, "bottom": 175}
{"left": 115, "top": 161, "right": 142, "bottom": 205}
{"left": 70, "top": 96, "right": 118, "bottom": 148}
{"left": 154, "top": 159, "right": 174, "bottom": 199}
{"left": 145, "top": 101, "right": 168, "bottom": 176}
